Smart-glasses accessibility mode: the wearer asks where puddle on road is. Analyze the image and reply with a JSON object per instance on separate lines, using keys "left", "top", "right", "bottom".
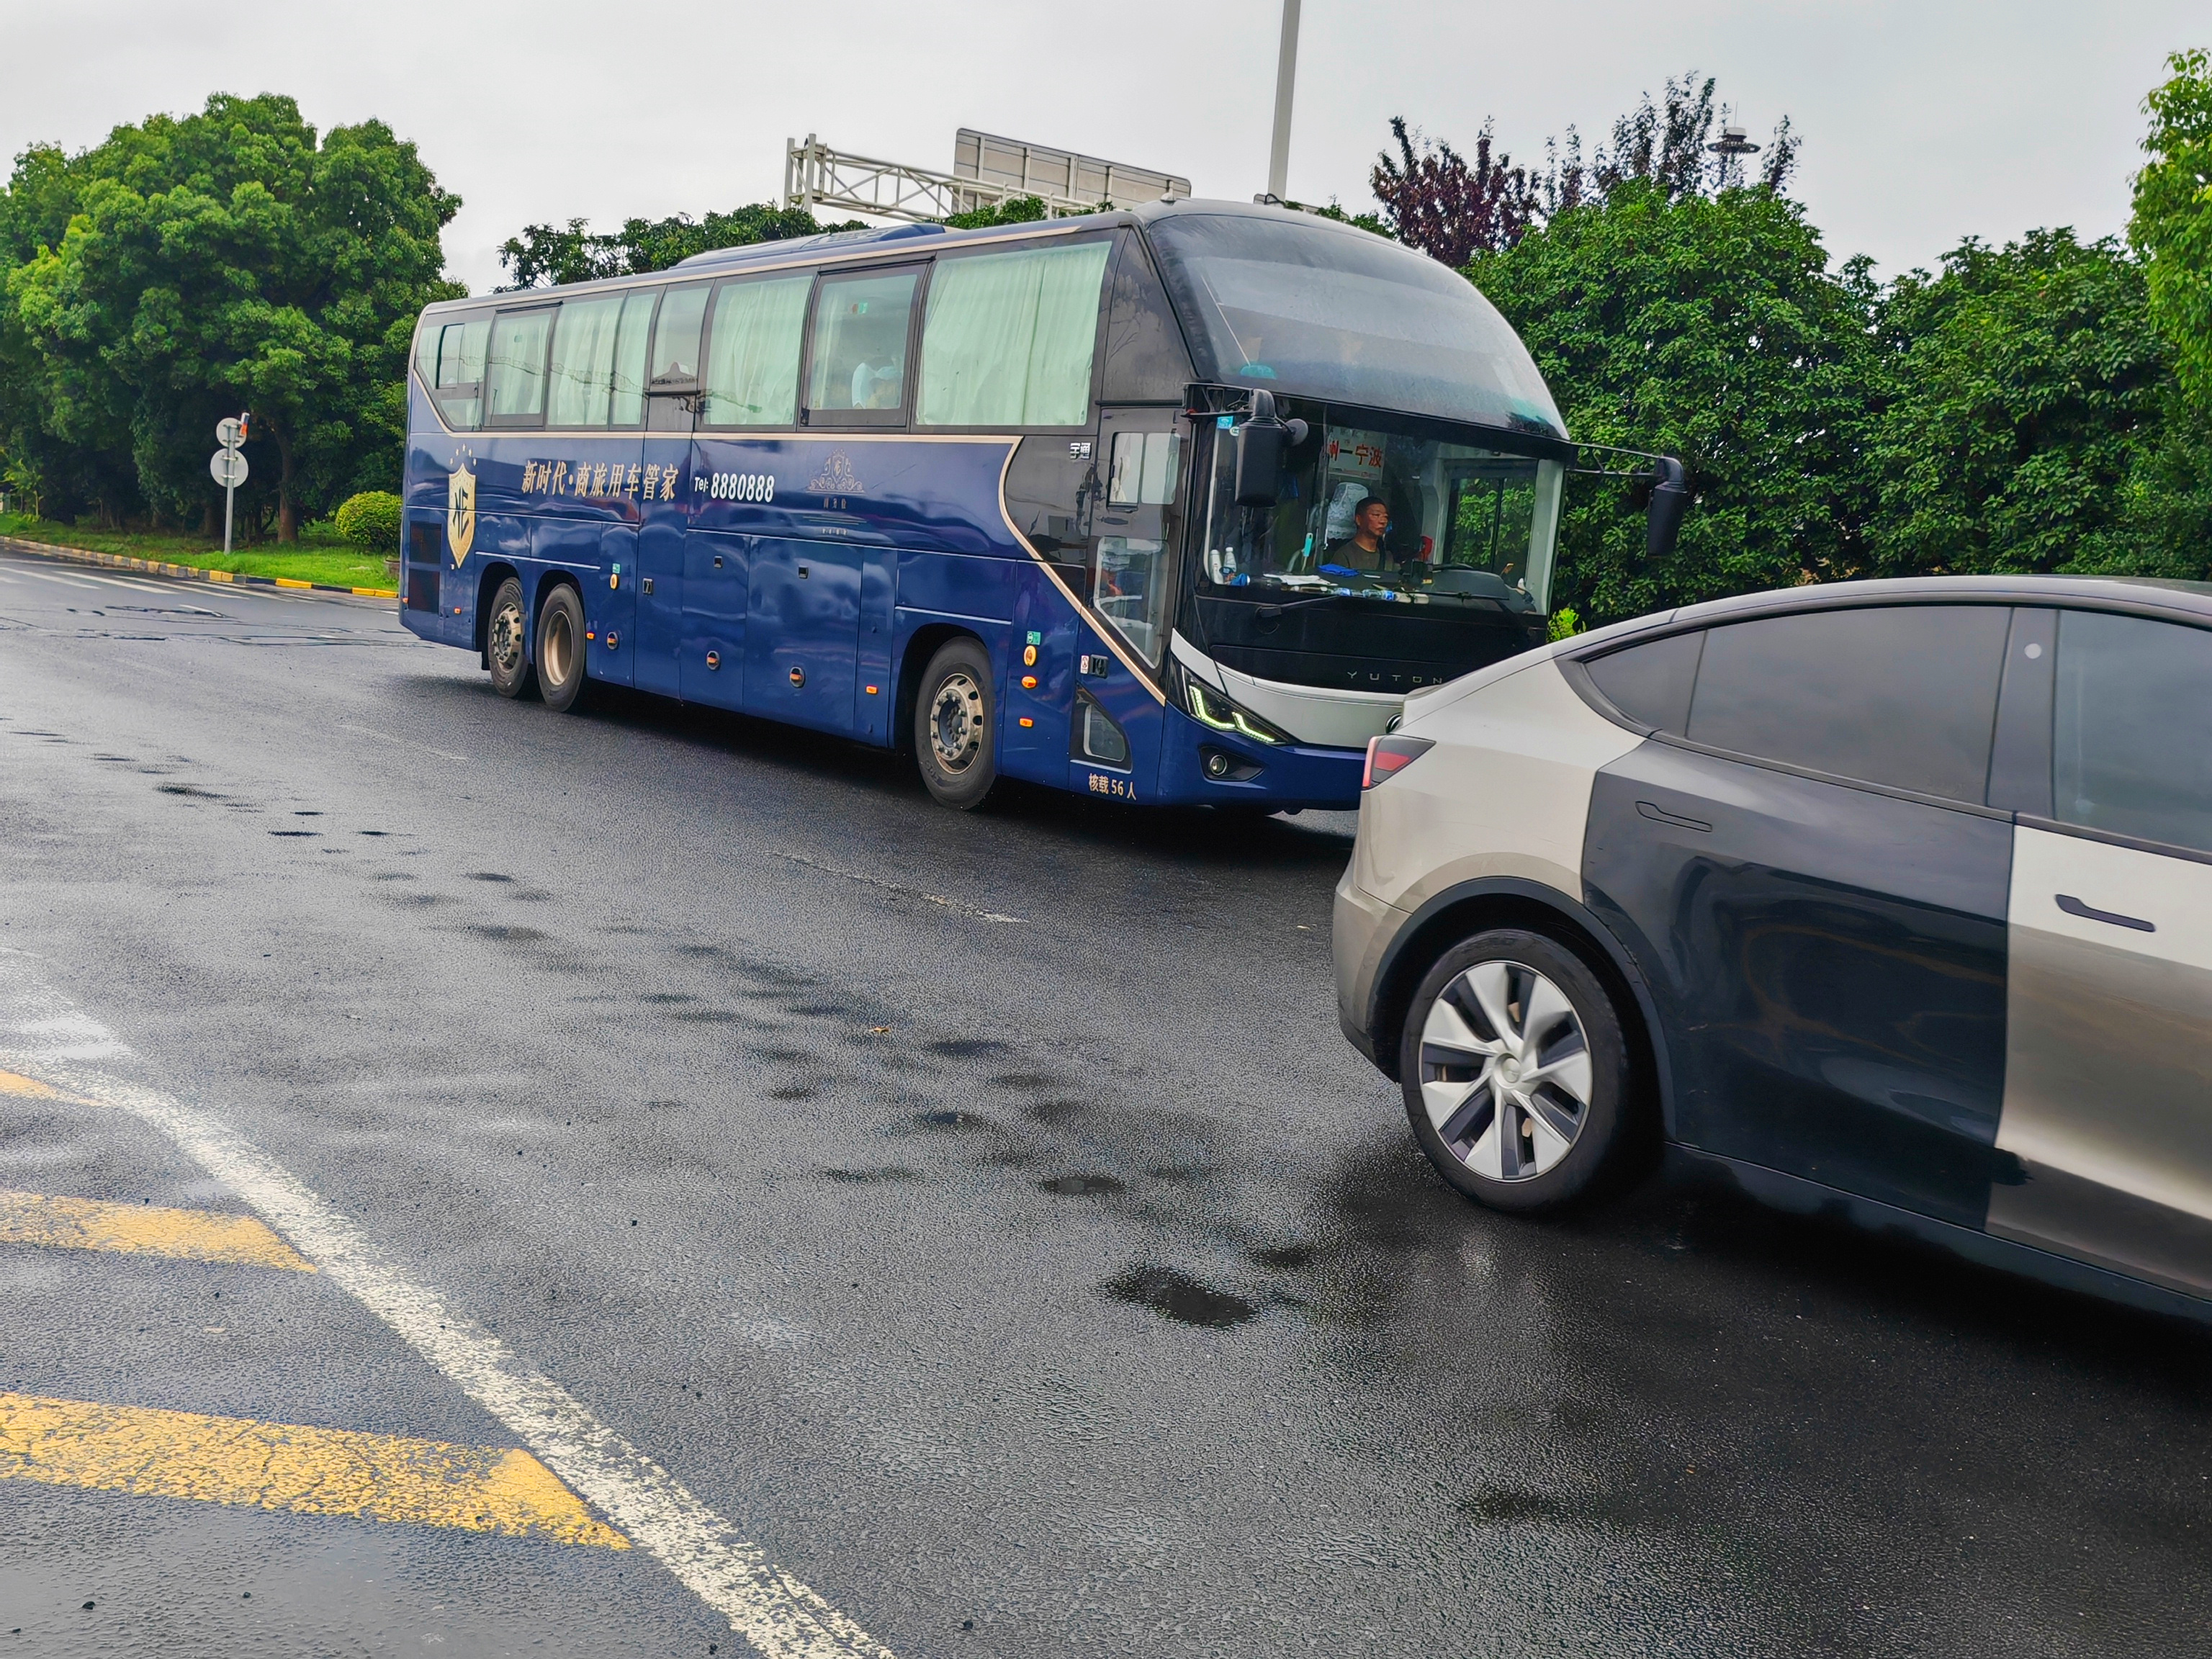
{"left": 929, "top": 1038, "right": 1005, "bottom": 1058}
{"left": 1040, "top": 1174, "right": 1125, "bottom": 1196}
{"left": 1102, "top": 1264, "right": 1256, "bottom": 1328}
{"left": 156, "top": 784, "right": 224, "bottom": 799}
{"left": 914, "top": 1109, "right": 988, "bottom": 1130}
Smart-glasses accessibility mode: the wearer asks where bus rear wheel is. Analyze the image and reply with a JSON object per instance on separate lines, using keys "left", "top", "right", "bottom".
{"left": 915, "top": 638, "right": 997, "bottom": 810}
{"left": 536, "top": 583, "right": 588, "bottom": 713}
{"left": 486, "top": 577, "right": 534, "bottom": 700}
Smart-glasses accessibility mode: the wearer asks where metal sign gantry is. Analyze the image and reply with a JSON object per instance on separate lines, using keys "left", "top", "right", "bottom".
{"left": 784, "top": 130, "right": 1190, "bottom": 225}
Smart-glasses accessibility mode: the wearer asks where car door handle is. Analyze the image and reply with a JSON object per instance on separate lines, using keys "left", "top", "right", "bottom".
{"left": 2056, "top": 894, "right": 2155, "bottom": 932}
{"left": 1636, "top": 800, "right": 1712, "bottom": 833}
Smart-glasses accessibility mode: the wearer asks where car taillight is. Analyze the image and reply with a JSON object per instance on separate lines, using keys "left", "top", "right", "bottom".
{"left": 1362, "top": 734, "right": 1434, "bottom": 789}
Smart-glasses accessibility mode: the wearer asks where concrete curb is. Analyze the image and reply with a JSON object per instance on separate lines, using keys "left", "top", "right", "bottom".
{"left": 0, "top": 534, "right": 398, "bottom": 600}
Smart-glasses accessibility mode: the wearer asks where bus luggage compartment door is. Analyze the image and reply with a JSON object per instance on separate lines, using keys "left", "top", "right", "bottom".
{"left": 746, "top": 538, "right": 860, "bottom": 734}
{"left": 678, "top": 530, "right": 746, "bottom": 709}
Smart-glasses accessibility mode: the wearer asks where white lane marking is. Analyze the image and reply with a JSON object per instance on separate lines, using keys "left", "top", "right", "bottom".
{"left": 9, "top": 567, "right": 109, "bottom": 590}
{"left": 773, "top": 852, "right": 1025, "bottom": 925}
{"left": 338, "top": 721, "right": 469, "bottom": 765}
{"left": 0, "top": 950, "right": 893, "bottom": 1659}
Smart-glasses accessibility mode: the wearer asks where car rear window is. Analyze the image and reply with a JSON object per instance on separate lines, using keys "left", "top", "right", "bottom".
{"left": 1582, "top": 631, "right": 1704, "bottom": 733}
{"left": 1685, "top": 606, "right": 2009, "bottom": 802}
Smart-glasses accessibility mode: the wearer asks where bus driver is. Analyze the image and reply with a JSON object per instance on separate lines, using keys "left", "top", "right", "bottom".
{"left": 1323, "top": 495, "right": 1393, "bottom": 574}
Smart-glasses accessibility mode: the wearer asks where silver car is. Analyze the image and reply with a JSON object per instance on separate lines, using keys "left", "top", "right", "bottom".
{"left": 1336, "top": 575, "right": 2212, "bottom": 1318}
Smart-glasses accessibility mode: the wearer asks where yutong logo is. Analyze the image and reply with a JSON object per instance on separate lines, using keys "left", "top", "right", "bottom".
{"left": 1347, "top": 670, "right": 1442, "bottom": 690}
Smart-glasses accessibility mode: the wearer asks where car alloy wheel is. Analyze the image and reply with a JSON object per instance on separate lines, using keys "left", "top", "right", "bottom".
{"left": 1419, "top": 958, "right": 1594, "bottom": 1181}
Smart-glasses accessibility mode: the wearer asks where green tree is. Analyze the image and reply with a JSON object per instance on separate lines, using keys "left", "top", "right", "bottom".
{"left": 2131, "top": 48, "right": 2212, "bottom": 405}
{"left": 4, "top": 93, "right": 459, "bottom": 539}
{"left": 498, "top": 202, "right": 858, "bottom": 288}
{"left": 1862, "top": 230, "right": 2195, "bottom": 579}
{"left": 1467, "top": 178, "right": 1876, "bottom": 624}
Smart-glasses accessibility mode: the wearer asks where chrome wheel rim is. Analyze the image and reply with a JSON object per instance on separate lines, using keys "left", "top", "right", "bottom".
{"left": 541, "top": 606, "right": 574, "bottom": 686}
{"left": 1419, "top": 959, "right": 1593, "bottom": 1181}
{"left": 928, "top": 670, "right": 985, "bottom": 774}
{"left": 489, "top": 599, "right": 526, "bottom": 676}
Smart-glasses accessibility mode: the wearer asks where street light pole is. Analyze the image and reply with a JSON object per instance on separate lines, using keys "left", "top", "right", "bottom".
{"left": 1267, "top": 0, "right": 1301, "bottom": 202}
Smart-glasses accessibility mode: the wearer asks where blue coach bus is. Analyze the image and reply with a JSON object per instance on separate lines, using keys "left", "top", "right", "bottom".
{"left": 400, "top": 199, "right": 1583, "bottom": 811}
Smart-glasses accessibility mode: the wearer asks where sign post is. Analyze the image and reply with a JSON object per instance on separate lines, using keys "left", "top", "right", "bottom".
{"left": 211, "top": 416, "right": 249, "bottom": 557}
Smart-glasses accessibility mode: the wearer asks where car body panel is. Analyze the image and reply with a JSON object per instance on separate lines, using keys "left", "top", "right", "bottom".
{"left": 1583, "top": 740, "right": 2013, "bottom": 1228}
{"left": 1992, "top": 824, "right": 2212, "bottom": 1295}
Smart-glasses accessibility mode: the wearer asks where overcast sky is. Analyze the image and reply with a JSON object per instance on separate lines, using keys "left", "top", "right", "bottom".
{"left": 5, "top": 1, "right": 2202, "bottom": 295}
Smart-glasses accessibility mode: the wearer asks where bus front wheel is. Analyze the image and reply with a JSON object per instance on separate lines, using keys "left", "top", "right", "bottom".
{"left": 915, "top": 638, "right": 997, "bottom": 810}
{"left": 486, "top": 577, "right": 535, "bottom": 700}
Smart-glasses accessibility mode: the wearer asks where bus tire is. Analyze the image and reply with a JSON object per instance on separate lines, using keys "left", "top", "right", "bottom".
{"left": 914, "top": 637, "right": 997, "bottom": 810}
{"left": 486, "top": 576, "right": 535, "bottom": 700}
{"left": 536, "top": 583, "right": 588, "bottom": 714}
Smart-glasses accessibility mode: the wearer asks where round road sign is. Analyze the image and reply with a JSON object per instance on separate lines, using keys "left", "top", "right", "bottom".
{"left": 210, "top": 449, "right": 249, "bottom": 487}
{"left": 215, "top": 417, "right": 246, "bottom": 449}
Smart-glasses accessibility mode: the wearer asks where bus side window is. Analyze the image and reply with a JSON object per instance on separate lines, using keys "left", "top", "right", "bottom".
{"left": 917, "top": 240, "right": 1110, "bottom": 428}
{"left": 421, "top": 317, "right": 487, "bottom": 430}
{"left": 807, "top": 268, "right": 919, "bottom": 419}
{"left": 647, "top": 285, "right": 710, "bottom": 390}
{"left": 1107, "top": 430, "right": 1179, "bottom": 507}
{"left": 609, "top": 290, "right": 655, "bottom": 428}
{"left": 547, "top": 295, "right": 625, "bottom": 428}
{"left": 484, "top": 308, "right": 555, "bottom": 427}
{"left": 1100, "top": 234, "right": 1193, "bottom": 404}
{"left": 701, "top": 274, "right": 810, "bottom": 427}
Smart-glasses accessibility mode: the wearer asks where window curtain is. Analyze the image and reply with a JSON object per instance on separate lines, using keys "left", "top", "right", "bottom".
{"left": 704, "top": 276, "right": 810, "bottom": 426}
{"left": 485, "top": 312, "right": 553, "bottom": 419}
{"left": 919, "top": 241, "right": 1111, "bottom": 427}
{"left": 547, "top": 296, "right": 624, "bottom": 427}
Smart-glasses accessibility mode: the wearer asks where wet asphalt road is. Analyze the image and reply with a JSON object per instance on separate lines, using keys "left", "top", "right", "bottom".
{"left": 1, "top": 544, "right": 2211, "bottom": 1658}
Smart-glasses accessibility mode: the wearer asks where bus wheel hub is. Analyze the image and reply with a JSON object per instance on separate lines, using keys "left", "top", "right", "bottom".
{"left": 930, "top": 671, "right": 984, "bottom": 773}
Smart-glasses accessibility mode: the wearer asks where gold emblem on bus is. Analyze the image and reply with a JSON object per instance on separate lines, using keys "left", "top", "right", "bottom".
{"left": 809, "top": 450, "right": 863, "bottom": 495}
{"left": 447, "top": 454, "right": 477, "bottom": 566}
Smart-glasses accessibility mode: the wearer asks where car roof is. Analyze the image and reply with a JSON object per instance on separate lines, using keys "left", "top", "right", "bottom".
{"left": 1571, "top": 574, "right": 2212, "bottom": 655}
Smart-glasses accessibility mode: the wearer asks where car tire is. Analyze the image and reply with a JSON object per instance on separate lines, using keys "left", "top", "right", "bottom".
{"left": 536, "top": 583, "right": 588, "bottom": 714}
{"left": 486, "top": 576, "right": 536, "bottom": 701}
{"left": 914, "top": 637, "right": 997, "bottom": 809}
{"left": 1398, "top": 927, "right": 1633, "bottom": 1213}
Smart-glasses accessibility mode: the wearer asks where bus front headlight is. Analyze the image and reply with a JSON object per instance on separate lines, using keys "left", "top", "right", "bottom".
{"left": 1168, "top": 659, "right": 1293, "bottom": 747}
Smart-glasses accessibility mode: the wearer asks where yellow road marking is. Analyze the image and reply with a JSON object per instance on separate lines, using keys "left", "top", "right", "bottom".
{"left": 0, "top": 1393, "right": 629, "bottom": 1547}
{"left": 273, "top": 577, "right": 311, "bottom": 589}
{"left": 0, "top": 1189, "right": 314, "bottom": 1271}
{"left": 0, "top": 1067, "right": 71, "bottom": 1101}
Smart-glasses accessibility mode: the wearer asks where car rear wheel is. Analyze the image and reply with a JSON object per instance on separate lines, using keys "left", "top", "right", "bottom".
{"left": 486, "top": 577, "right": 535, "bottom": 700}
{"left": 1398, "top": 928, "right": 1632, "bottom": 1213}
{"left": 914, "top": 638, "right": 997, "bottom": 810}
{"left": 536, "top": 583, "right": 588, "bottom": 713}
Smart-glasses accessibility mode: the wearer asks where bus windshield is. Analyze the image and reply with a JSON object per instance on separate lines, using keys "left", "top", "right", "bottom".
{"left": 1182, "top": 408, "right": 1567, "bottom": 694}
{"left": 1147, "top": 212, "right": 1566, "bottom": 439}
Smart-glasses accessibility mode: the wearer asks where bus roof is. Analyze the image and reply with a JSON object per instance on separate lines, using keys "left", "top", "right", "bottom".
{"left": 422, "top": 199, "right": 1566, "bottom": 441}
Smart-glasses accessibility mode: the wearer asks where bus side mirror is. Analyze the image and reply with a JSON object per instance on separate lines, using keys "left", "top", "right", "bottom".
{"left": 1234, "top": 390, "right": 1308, "bottom": 508}
{"left": 1647, "top": 456, "right": 1690, "bottom": 560}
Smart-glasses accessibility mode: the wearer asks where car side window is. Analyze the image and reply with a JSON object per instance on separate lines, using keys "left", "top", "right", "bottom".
{"left": 1686, "top": 606, "right": 2009, "bottom": 801}
{"left": 2054, "top": 609, "right": 2212, "bottom": 852}
{"left": 1582, "top": 631, "right": 1704, "bottom": 733}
